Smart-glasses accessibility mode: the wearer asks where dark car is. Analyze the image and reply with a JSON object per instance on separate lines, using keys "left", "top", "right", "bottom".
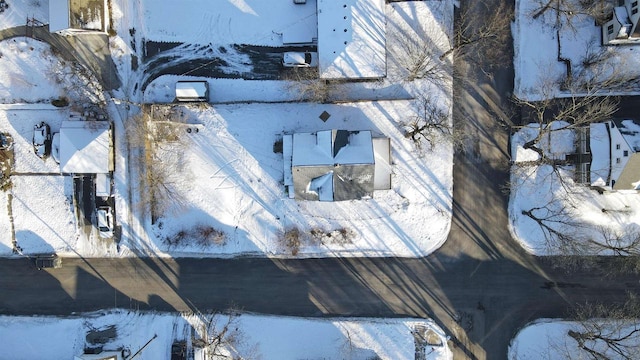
{"left": 33, "top": 122, "right": 52, "bottom": 158}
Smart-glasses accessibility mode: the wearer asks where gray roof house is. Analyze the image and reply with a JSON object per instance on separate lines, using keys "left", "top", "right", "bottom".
{"left": 283, "top": 130, "right": 391, "bottom": 201}
{"left": 602, "top": 0, "right": 640, "bottom": 44}
{"left": 589, "top": 119, "right": 640, "bottom": 190}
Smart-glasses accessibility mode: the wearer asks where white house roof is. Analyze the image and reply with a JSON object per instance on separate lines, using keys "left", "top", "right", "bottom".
{"left": 60, "top": 121, "right": 110, "bottom": 174}
{"left": 49, "top": 0, "right": 71, "bottom": 32}
{"left": 292, "top": 130, "right": 374, "bottom": 166}
{"left": 317, "top": 0, "right": 386, "bottom": 79}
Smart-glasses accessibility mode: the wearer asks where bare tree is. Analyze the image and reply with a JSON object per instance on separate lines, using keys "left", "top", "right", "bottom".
{"left": 581, "top": 226, "right": 640, "bottom": 256}
{"left": 512, "top": 88, "right": 619, "bottom": 157}
{"left": 193, "top": 309, "right": 256, "bottom": 360}
{"left": 531, "top": 0, "right": 614, "bottom": 30}
{"left": 441, "top": 0, "right": 512, "bottom": 69}
{"left": 283, "top": 68, "right": 344, "bottom": 103}
{"left": 127, "top": 106, "right": 190, "bottom": 222}
{"left": 566, "top": 295, "right": 640, "bottom": 359}
{"left": 387, "top": 7, "right": 450, "bottom": 83}
{"left": 520, "top": 196, "right": 588, "bottom": 254}
{"left": 404, "top": 94, "right": 461, "bottom": 151}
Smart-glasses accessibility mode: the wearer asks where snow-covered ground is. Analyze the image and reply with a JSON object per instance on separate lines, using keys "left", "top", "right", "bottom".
{"left": 513, "top": 0, "right": 640, "bottom": 100}
{"left": 122, "top": 1, "right": 453, "bottom": 258}
{"left": 0, "top": 0, "right": 48, "bottom": 31}
{"left": 509, "top": 124, "right": 640, "bottom": 255}
{"left": 509, "top": 318, "right": 640, "bottom": 359}
{"left": 121, "top": 99, "right": 452, "bottom": 258}
{"left": 0, "top": 310, "right": 452, "bottom": 360}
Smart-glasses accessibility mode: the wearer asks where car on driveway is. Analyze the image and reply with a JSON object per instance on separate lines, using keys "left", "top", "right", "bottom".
{"left": 96, "top": 206, "right": 114, "bottom": 239}
{"left": 33, "top": 122, "right": 52, "bottom": 158}
{"left": 282, "top": 51, "right": 319, "bottom": 67}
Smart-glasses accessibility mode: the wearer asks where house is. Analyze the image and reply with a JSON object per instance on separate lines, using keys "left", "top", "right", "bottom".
{"left": 316, "top": 0, "right": 386, "bottom": 79}
{"left": 283, "top": 129, "right": 391, "bottom": 201}
{"left": 49, "top": 0, "right": 108, "bottom": 33}
{"left": 587, "top": 119, "right": 640, "bottom": 190}
{"left": 59, "top": 120, "right": 113, "bottom": 175}
{"left": 283, "top": 0, "right": 387, "bottom": 79}
{"left": 602, "top": 0, "right": 640, "bottom": 44}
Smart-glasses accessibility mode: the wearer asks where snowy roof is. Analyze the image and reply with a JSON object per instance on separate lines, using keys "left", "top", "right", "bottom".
{"left": 614, "top": 6, "right": 631, "bottom": 26}
{"left": 49, "top": 0, "right": 70, "bottom": 33}
{"left": 590, "top": 120, "right": 640, "bottom": 189}
{"left": 590, "top": 123, "right": 610, "bottom": 186}
{"left": 175, "top": 81, "right": 208, "bottom": 100}
{"left": 292, "top": 130, "right": 374, "bottom": 166}
{"left": 317, "top": 0, "right": 386, "bottom": 79}
{"left": 60, "top": 121, "right": 111, "bottom": 174}
{"left": 291, "top": 130, "right": 375, "bottom": 201}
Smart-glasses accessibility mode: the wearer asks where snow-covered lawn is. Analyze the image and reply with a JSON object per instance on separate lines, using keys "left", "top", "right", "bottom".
{"left": 0, "top": 38, "right": 69, "bottom": 104}
{"left": 10, "top": 175, "right": 77, "bottom": 254}
{"left": 0, "top": 310, "right": 452, "bottom": 360}
{"left": 131, "top": 100, "right": 452, "bottom": 258}
{"left": 509, "top": 318, "right": 640, "bottom": 359}
{"left": 513, "top": 0, "right": 640, "bottom": 100}
{"left": 0, "top": 0, "right": 48, "bottom": 31}
{"left": 509, "top": 125, "right": 640, "bottom": 255}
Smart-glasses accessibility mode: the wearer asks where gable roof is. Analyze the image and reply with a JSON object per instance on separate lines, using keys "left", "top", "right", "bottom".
{"left": 60, "top": 121, "right": 111, "bottom": 174}
{"left": 590, "top": 119, "right": 640, "bottom": 190}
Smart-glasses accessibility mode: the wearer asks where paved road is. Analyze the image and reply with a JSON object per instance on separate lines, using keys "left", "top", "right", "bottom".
{"left": 1, "top": 256, "right": 639, "bottom": 359}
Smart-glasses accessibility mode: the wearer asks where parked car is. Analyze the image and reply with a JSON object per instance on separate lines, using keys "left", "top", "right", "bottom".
{"left": 32, "top": 122, "right": 52, "bottom": 158}
{"left": 34, "top": 255, "right": 62, "bottom": 270}
{"left": 51, "top": 133, "right": 60, "bottom": 164}
{"left": 282, "top": 51, "right": 319, "bottom": 67}
{"left": 96, "top": 206, "right": 114, "bottom": 239}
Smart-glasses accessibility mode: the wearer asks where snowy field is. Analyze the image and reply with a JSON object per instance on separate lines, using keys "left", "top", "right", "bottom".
{"left": 0, "top": 310, "right": 452, "bottom": 360}
{"left": 509, "top": 318, "right": 640, "bottom": 359}
{"left": 127, "top": 100, "right": 452, "bottom": 258}
{"left": 0, "top": 0, "right": 48, "bottom": 31}
{"left": 509, "top": 124, "right": 640, "bottom": 255}
{"left": 513, "top": 0, "right": 640, "bottom": 100}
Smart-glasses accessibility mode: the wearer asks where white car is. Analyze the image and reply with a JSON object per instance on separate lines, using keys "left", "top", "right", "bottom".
{"left": 282, "top": 51, "right": 318, "bottom": 67}
{"left": 51, "top": 133, "right": 60, "bottom": 164}
{"left": 32, "top": 122, "right": 51, "bottom": 158}
{"left": 96, "top": 207, "right": 114, "bottom": 239}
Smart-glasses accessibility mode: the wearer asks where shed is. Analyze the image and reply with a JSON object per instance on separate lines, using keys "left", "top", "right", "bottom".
{"left": 59, "top": 121, "right": 112, "bottom": 174}
{"left": 175, "top": 81, "right": 209, "bottom": 102}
